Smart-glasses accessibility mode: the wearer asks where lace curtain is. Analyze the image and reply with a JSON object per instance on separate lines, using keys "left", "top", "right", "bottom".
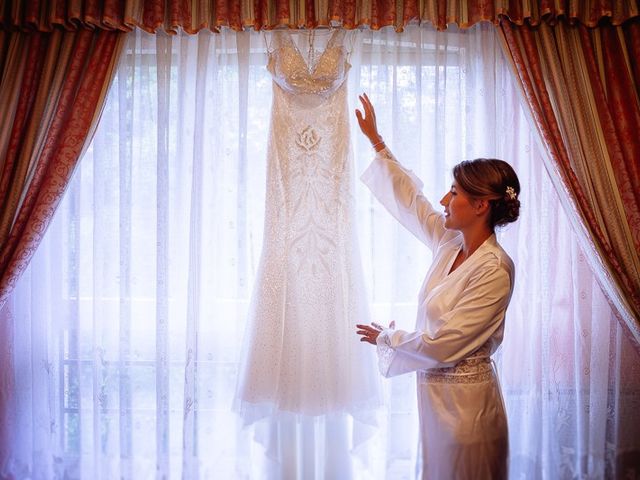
{"left": 2, "top": 23, "right": 639, "bottom": 479}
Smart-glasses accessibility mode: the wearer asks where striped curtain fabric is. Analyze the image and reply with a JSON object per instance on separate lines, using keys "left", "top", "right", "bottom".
{"left": 1, "top": 0, "right": 637, "bottom": 33}
{"left": 498, "top": 16, "right": 640, "bottom": 348}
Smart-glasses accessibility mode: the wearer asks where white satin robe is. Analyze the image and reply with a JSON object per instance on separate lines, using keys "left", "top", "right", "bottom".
{"left": 361, "top": 148, "right": 513, "bottom": 479}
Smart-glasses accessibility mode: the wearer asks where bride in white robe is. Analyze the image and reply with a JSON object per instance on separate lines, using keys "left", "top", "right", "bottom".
{"left": 355, "top": 93, "right": 521, "bottom": 479}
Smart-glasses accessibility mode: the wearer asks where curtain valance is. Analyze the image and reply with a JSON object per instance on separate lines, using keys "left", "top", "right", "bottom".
{"left": 1, "top": 0, "right": 638, "bottom": 33}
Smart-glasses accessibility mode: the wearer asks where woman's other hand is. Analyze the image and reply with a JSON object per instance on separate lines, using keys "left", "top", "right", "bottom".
{"left": 356, "top": 321, "right": 395, "bottom": 345}
{"left": 356, "top": 324, "right": 381, "bottom": 345}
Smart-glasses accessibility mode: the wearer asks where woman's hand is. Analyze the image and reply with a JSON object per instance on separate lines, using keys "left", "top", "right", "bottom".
{"left": 356, "top": 324, "right": 380, "bottom": 345}
{"left": 355, "top": 93, "right": 383, "bottom": 147}
{"left": 356, "top": 321, "right": 395, "bottom": 345}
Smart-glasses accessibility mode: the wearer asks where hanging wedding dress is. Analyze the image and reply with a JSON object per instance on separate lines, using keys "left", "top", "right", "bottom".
{"left": 234, "top": 28, "right": 380, "bottom": 438}
{"left": 236, "top": 29, "right": 380, "bottom": 423}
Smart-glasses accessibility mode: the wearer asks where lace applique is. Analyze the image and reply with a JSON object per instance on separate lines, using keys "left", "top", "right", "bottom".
{"left": 376, "top": 332, "right": 396, "bottom": 377}
{"left": 287, "top": 122, "right": 345, "bottom": 278}
{"left": 296, "top": 126, "right": 320, "bottom": 151}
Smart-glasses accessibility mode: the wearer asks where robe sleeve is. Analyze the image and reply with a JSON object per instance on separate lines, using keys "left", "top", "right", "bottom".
{"left": 375, "top": 260, "right": 512, "bottom": 377}
{"left": 360, "top": 147, "right": 454, "bottom": 251}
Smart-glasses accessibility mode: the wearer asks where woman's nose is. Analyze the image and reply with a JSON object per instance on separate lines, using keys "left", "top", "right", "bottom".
{"left": 440, "top": 193, "right": 449, "bottom": 206}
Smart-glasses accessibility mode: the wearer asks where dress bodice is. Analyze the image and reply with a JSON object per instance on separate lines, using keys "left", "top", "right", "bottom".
{"left": 266, "top": 29, "right": 350, "bottom": 97}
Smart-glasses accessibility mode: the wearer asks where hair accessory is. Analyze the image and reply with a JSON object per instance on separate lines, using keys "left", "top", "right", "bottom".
{"left": 505, "top": 186, "right": 517, "bottom": 200}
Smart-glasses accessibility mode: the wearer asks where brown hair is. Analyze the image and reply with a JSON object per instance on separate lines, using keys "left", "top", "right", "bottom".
{"left": 453, "top": 158, "right": 521, "bottom": 229}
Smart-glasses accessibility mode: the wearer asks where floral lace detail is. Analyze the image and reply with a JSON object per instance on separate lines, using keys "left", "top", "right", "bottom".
{"left": 376, "top": 332, "right": 396, "bottom": 377}
{"left": 419, "top": 357, "right": 494, "bottom": 384}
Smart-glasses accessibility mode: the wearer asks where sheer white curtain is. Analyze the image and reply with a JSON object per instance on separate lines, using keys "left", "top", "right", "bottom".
{"left": 2, "top": 23, "right": 639, "bottom": 479}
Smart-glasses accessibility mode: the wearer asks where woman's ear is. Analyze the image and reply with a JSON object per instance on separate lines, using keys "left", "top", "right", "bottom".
{"left": 474, "top": 198, "right": 490, "bottom": 216}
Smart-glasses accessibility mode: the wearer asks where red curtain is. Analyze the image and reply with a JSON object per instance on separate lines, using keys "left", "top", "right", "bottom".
{"left": 599, "top": 20, "right": 640, "bottom": 240}
{"left": 498, "top": 16, "right": 640, "bottom": 347}
{"left": 0, "top": 28, "right": 125, "bottom": 306}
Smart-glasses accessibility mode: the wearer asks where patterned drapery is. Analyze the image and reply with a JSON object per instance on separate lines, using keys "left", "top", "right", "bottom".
{"left": 0, "top": 0, "right": 638, "bottom": 33}
{"left": 0, "top": 28, "right": 125, "bottom": 307}
{"left": 497, "top": 17, "right": 640, "bottom": 347}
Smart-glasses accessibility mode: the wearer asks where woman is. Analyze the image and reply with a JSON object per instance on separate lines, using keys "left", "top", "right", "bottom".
{"left": 355, "top": 93, "right": 520, "bottom": 479}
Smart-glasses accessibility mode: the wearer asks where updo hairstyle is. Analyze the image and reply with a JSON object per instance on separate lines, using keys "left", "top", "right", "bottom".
{"left": 452, "top": 158, "right": 521, "bottom": 229}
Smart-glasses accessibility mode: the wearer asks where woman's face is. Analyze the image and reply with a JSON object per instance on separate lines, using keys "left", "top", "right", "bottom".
{"left": 439, "top": 181, "right": 479, "bottom": 231}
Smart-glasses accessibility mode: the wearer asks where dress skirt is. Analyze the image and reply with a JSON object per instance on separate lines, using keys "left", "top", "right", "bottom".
{"left": 416, "top": 358, "right": 509, "bottom": 480}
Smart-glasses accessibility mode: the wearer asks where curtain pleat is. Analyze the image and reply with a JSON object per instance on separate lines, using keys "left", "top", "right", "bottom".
{"left": 596, "top": 23, "right": 640, "bottom": 236}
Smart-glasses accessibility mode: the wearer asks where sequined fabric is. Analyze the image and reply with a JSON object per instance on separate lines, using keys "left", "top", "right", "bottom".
{"left": 267, "top": 29, "right": 350, "bottom": 99}
{"left": 234, "top": 29, "right": 381, "bottom": 423}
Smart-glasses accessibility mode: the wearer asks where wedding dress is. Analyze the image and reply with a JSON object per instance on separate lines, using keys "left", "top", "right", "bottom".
{"left": 234, "top": 29, "right": 380, "bottom": 425}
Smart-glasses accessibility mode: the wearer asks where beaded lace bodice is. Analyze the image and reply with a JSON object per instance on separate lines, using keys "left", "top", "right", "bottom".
{"left": 266, "top": 29, "right": 350, "bottom": 98}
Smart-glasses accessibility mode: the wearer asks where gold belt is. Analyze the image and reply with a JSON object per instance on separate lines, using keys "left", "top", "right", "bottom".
{"left": 420, "top": 357, "right": 494, "bottom": 384}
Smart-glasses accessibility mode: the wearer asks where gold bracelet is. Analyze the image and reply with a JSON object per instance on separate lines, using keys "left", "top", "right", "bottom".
{"left": 371, "top": 139, "right": 385, "bottom": 149}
